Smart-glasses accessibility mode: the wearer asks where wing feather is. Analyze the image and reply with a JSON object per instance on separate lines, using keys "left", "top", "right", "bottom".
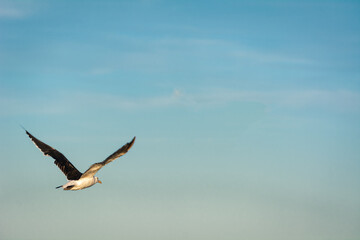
{"left": 25, "top": 130, "right": 83, "bottom": 180}
{"left": 81, "top": 137, "right": 135, "bottom": 178}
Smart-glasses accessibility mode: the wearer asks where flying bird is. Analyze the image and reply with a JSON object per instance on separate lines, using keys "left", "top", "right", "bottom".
{"left": 24, "top": 129, "right": 135, "bottom": 191}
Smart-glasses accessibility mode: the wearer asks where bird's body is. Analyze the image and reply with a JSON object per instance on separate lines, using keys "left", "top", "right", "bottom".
{"left": 24, "top": 129, "right": 135, "bottom": 191}
{"left": 60, "top": 177, "right": 98, "bottom": 191}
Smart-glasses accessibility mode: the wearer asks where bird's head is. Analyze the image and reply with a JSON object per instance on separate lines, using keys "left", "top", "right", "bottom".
{"left": 95, "top": 177, "right": 102, "bottom": 184}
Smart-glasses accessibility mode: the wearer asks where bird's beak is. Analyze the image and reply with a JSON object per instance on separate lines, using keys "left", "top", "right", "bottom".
{"left": 98, "top": 180, "right": 102, "bottom": 184}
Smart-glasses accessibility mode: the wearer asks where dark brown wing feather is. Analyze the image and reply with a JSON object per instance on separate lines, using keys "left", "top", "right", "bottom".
{"left": 81, "top": 137, "right": 135, "bottom": 178}
{"left": 25, "top": 130, "right": 82, "bottom": 180}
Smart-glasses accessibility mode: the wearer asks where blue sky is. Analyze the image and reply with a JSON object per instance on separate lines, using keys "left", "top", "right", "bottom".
{"left": 1, "top": 0, "right": 359, "bottom": 239}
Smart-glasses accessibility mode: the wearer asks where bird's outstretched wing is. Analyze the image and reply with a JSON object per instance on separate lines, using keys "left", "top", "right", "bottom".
{"left": 25, "top": 130, "right": 83, "bottom": 180}
{"left": 81, "top": 137, "right": 135, "bottom": 179}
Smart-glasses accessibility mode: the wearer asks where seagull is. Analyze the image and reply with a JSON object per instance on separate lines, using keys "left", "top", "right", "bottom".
{"left": 24, "top": 129, "right": 135, "bottom": 191}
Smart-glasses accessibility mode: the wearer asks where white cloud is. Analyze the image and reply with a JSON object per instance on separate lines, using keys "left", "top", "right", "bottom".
{"left": 157, "top": 37, "right": 317, "bottom": 66}
{"left": 0, "top": 1, "right": 37, "bottom": 19}
{"left": 232, "top": 49, "right": 316, "bottom": 65}
{"left": 74, "top": 89, "right": 185, "bottom": 110}
{"left": 1, "top": 89, "right": 359, "bottom": 117}
{"left": 97, "top": 35, "right": 316, "bottom": 75}
{"left": 147, "top": 37, "right": 315, "bottom": 65}
{"left": 70, "top": 89, "right": 360, "bottom": 113}
{"left": 188, "top": 88, "right": 360, "bottom": 111}
{"left": 0, "top": 7, "right": 24, "bottom": 18}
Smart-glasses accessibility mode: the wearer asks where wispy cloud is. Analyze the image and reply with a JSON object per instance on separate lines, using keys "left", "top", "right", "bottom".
{"left": 85, "top": 36, "right": 317, "bottom": 76}
{"left": 0, "top": 1, "right": 36, "bottom": 19}
{"left": 0, "top": 7, "right": 24, "bottom": 18}
{"left": 149, "top": 37, "right": 316, "bottom": 66}
{"left": 201, "top": 88, "right": 360, "bottom": 112}
{"left": 1, "top": 88, "right": 359, "bottom": 117}
{"left": 232, "top": 49, "right": 316, "bottom": 65}
{"left": 86, "top": 88, "right": 360, "bottom": 113}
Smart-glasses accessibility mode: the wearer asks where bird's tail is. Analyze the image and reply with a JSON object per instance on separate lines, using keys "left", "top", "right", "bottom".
{"left": 55, "top": 185, "right": 63, "bottom": 189}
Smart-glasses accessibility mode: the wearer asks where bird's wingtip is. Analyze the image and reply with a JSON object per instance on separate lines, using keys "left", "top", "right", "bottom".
{"left": 19, "top": 124, "right": 28, "bottom": 133}
{"left": 129, "top": 136, "right": 136, "bottom": 148}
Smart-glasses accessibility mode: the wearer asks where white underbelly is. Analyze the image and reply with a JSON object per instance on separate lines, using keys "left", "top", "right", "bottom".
{"left": 65, "top": 178, "right": 96, "bottom": 190}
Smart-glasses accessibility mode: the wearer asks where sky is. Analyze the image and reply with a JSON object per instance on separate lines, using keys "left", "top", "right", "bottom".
{"left": 0, "top": 0, "right": 359, "bottom": 239}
